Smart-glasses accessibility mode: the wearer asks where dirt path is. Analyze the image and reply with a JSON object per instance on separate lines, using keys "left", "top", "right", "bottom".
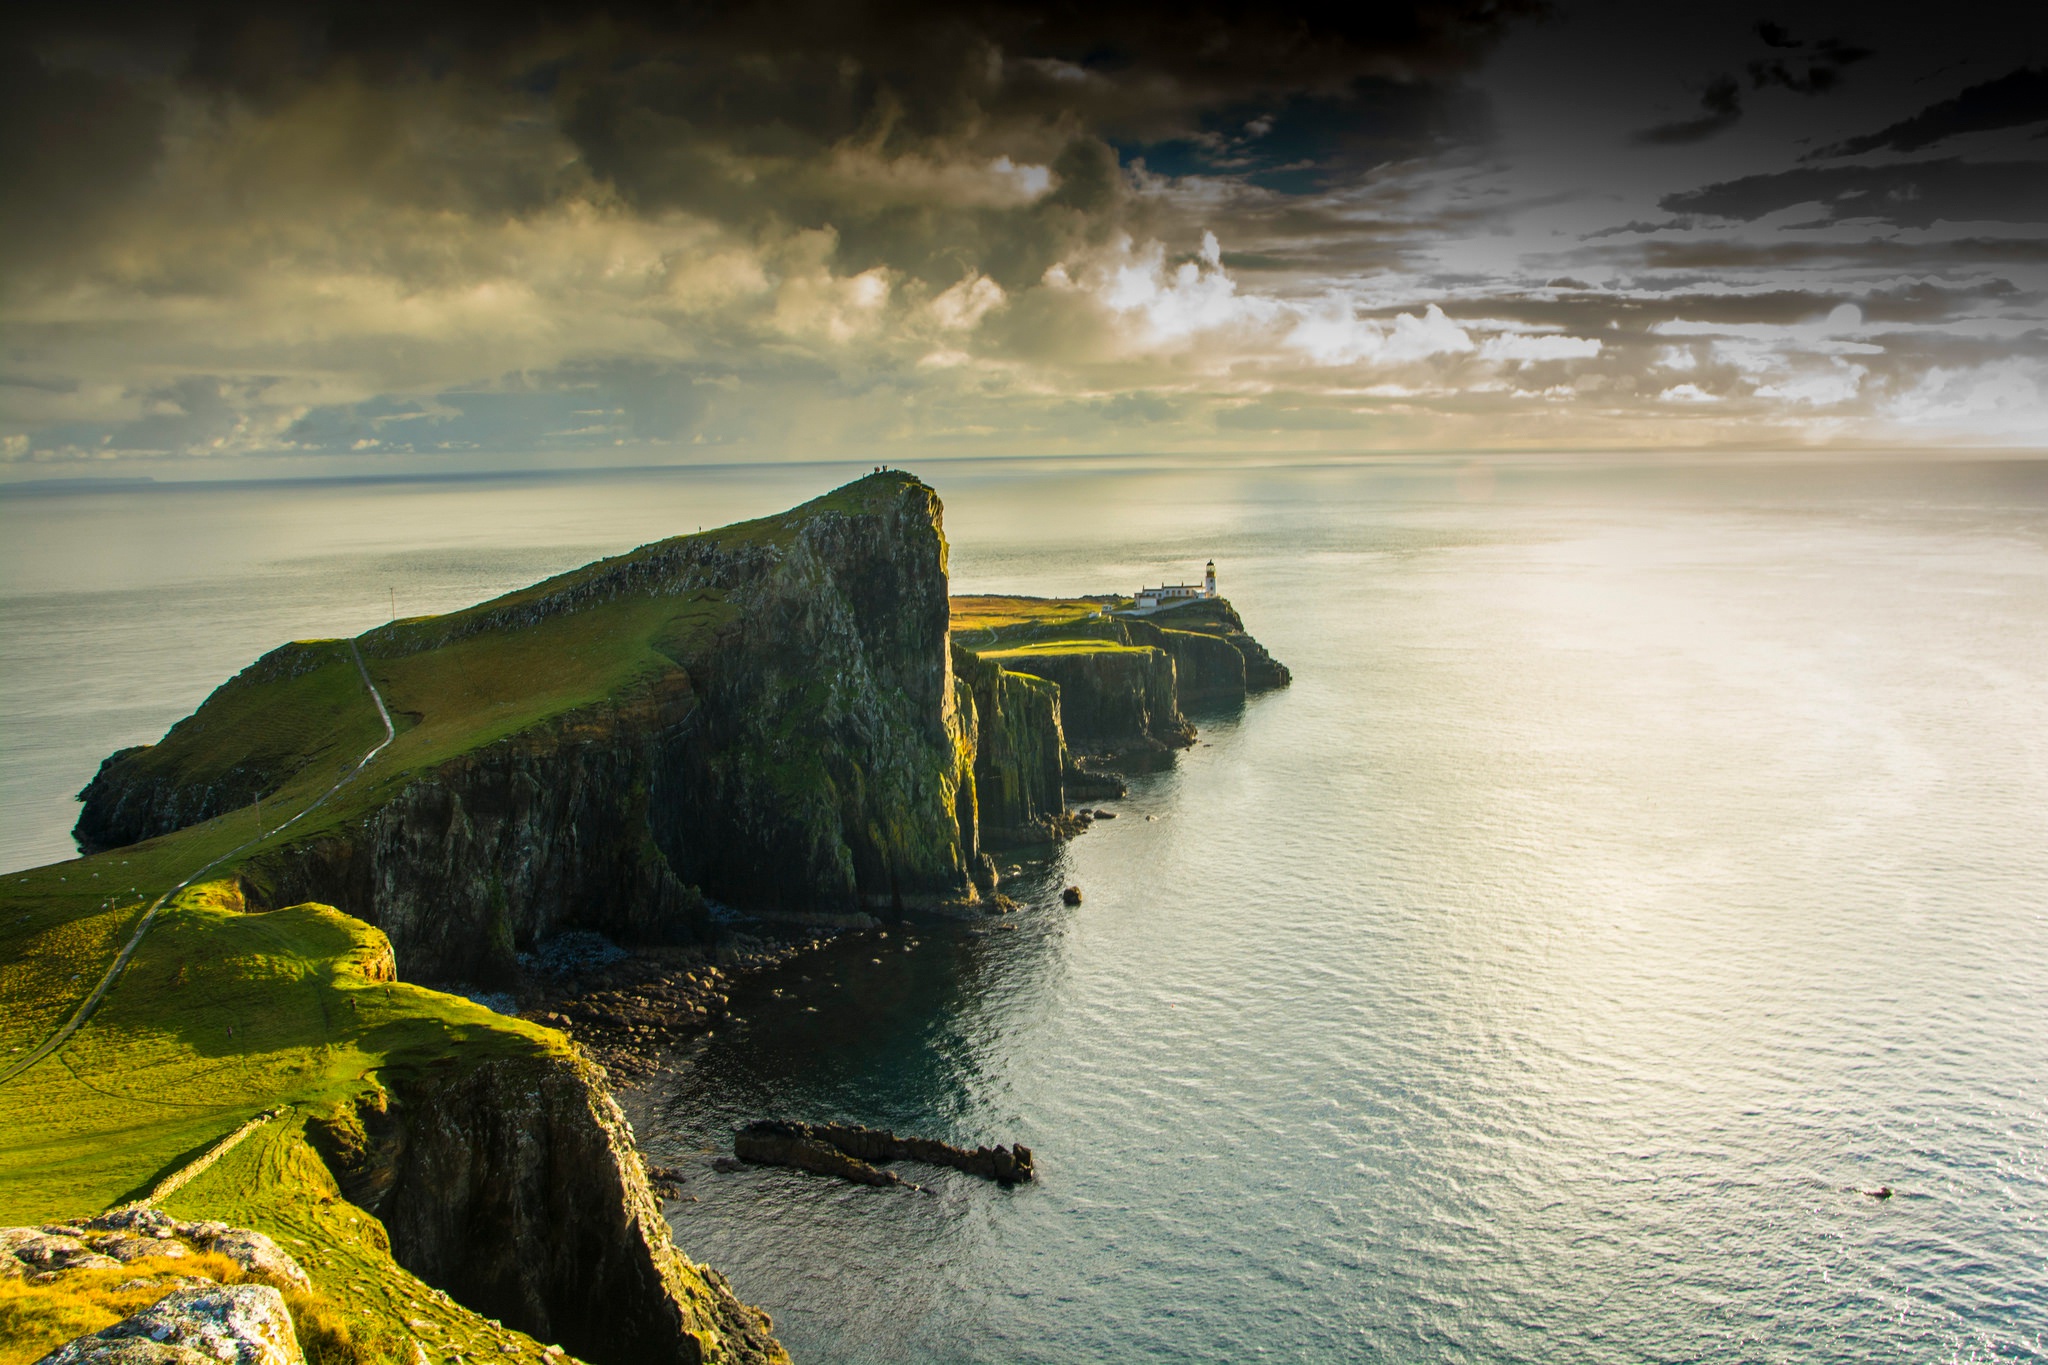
{"left": 0, "top": 640, "right": 396, "bottom": 1088}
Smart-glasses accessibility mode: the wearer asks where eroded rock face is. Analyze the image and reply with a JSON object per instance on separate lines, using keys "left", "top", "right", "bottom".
{"left": 352, "top": 1051, "right": 786, "bottom": 1365}
{"left": 37, "top": 1340, "right": 214, "bottom": 1365}
{"left": 36, "top": 1285, "right": 303, "bottom": 1365}
{"left": 953, "top": 647, "right": 1068, "bottom": 842}
{"left": 171, "top": 1225, "right": 310, "bottom": 1292}
{"left": 213, "top": 473, "right": 978, "bottom": 983}
{"left": 3, "top": 1214, "right": 313, "bottom": 1295}
{"left": 998, "top": 646, "right": 1192, "bottom": 761}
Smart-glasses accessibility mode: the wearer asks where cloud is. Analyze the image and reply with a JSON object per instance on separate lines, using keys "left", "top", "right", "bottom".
{"left": 1661, "top": 158, "right": 2048, "bottom": 227}
{"left": 1815, "top": 66, "right": 2048, "bottom": 158}
{"left": 1479, "top": 332, "right": 1603, "bottom": 364}
{"left": 1630, "top": 21, "right": 1871, "bottom": 147}
{"left": 1, "top": 0, "right": 2044, "bottom": 461}
{"left": 1634, "top": 76, "right": 1745, "bottom": 146}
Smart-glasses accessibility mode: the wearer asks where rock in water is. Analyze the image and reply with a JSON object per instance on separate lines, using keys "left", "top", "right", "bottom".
{"left": 735, "top": 1122, "right": 903, "bottom": 1186}
{"left": 734, "top": 1120, "right": 1036, "bottom": 1187}
{"left": 36, "top": 1285, "right": 304, "bottom": 1365}
{"left": 1062, "top": 885, "right": 1083, "bottom": 905}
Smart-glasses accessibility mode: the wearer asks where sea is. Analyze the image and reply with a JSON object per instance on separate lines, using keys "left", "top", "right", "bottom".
{"left": 3, "top": 455, "right": 2044, "bottom": 1362}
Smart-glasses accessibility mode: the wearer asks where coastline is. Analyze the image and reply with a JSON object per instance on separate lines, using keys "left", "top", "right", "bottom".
{"left": 5, "top": 472, "right": 1288, "bottom": 1365}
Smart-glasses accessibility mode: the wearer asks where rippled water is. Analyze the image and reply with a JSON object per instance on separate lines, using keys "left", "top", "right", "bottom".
{"left": 5, "top": 457, "right": 2045, "bottom": 1360}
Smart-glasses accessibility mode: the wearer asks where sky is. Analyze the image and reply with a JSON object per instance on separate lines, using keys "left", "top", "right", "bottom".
{"left": 2, "top": 0, "right": 2045, "bottom": 476}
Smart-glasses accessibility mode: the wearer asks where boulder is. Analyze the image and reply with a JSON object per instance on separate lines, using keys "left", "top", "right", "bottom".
{"left": 84, "top": 1210, "right": 178, "bottom": 1237}
{"left": 2, "top": 1229, "right": 121, "bottom": 1273}
{"left": 36, "top": 1285, "right": 303, "bottom": 1365}
{"left": 94, "top": 1235, "right": 189, "bottom": 1263}
{"left": 173, "top": 1224, "right": 310, "bottom": 1291}
{"left": 36, "top": 1342, "right": 214, "bottom": 1365}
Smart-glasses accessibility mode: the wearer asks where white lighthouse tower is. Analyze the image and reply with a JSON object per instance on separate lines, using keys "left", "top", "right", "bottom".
{"left": 1204, "top": 560, "right": 1217, "bottom": 598}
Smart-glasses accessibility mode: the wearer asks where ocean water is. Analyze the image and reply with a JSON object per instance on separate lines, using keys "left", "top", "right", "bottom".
{"left": 4, "top": 457, "right": 2045, "bottom": 1361}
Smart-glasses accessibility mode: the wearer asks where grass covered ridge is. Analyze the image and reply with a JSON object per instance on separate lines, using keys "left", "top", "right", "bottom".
{"left": 0, "top": 868, "right": 575, "bottom": 1361}
{"left": 78, "top": 472, "right": 942, "bottom": 869}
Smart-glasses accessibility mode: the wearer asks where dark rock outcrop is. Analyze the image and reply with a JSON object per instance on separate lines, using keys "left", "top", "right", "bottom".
{"left": 1144, "top": 598, "right": 1292, "bottom": 690}
{"left": 952, "top": 646, "right": 1068, "bottom": 842}
{"left": 995, "top": 646, "right": 1193, "bottom": 763}
{"left": 312, "top": 1053, "right": 785, "bottom": 1365}
{"left": 734, "top": 1120, "right": 1034, "bottom": 1187}
{"left": 246, "top": 677, "right": 715, "bottom": 985}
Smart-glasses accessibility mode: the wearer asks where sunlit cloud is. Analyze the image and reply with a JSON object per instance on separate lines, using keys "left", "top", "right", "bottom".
{"left": 1, "top": 0, "right": 2042, "bottom": 469}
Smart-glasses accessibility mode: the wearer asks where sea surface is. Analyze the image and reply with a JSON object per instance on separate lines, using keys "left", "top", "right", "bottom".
{"left": 4, "top": 456, "right": 2045, "bottom": 1361}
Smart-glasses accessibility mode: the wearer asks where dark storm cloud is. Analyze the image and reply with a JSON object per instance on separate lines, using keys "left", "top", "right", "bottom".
{"left": 1632, "top": 237, "right": 2048, "bottom": 270}
{"left": 1463, "top": 280, "right": 2030, "bottom": 334}
{"left": 1630, "top": 18, "right": 1871, "bottom": 146}
{"left": 1662, "top": 158, "right": 2048, "bottom": 227}
{"left": 5, "top": 0, "right": 2046, "bottom": 460}
{"left": 0, "top": 0, "right": 1546, "bottom": 291}
{"left": 0, "top": 42, "right": 163, "bottom": 260}
{"left": 1743, "top": 23, "right": 1871, "bottom": 96}
{"left": 1815, "top": 66, "right": 2048, "bottom": 158}
{"left": 1634, "top": 75, "right": 1744, "bottom": 146}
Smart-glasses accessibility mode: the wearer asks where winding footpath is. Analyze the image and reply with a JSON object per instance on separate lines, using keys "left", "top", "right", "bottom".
{"left": 0, "top": 641, "right": 395, "bottom": 1089}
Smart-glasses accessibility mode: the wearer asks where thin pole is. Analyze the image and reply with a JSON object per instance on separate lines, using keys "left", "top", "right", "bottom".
{"left": 389, "top": 586, "right": 395, "bottom": 623}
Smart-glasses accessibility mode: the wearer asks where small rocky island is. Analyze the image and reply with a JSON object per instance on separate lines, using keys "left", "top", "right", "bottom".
{"left": 9, "top": 473, "right": 1287, "bottom": 1365}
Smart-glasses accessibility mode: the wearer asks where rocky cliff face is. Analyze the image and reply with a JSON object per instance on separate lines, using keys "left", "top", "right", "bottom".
{"left": 951, "top": 647, "right": 1068, "bottom": 843}
{"left": 84, "top": 474, "right": 985, "bottom": 984}
{"left": 1124, "top": 620, "right": 1246, "bottom": 703}
{"left": 251, "top": 679, "right": 710, "bottom": 985}
{"left": 74, "top": 639, "right": 363, "bottom": 854}
{"left": 996, "top": 647, "right": 1194, "bottom": 762}
{"left": 966, "top": 597, "right": 1289, "bottom": 764}
{"left": 312, "top": 1052, "right": 785, "bottom": 1365}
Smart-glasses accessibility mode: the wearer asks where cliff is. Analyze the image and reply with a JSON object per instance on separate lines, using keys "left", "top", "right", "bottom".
{"left": 951, "top": 646, "right": 1068, "bottom": 842}
{"left": 0, "top": 875, "right": 786, "bottom": 1365}
{"left": 975, "top": 643, "right": 1193, "bottom": 763}
{"left": 76, "top": 473, "right": 983, "bottom": 983}
{"left": 314, "top": 1053, "right": 781, "bottom": 1364}
{"left": 951, "top": 591, "right": 1289, "bottom": 768}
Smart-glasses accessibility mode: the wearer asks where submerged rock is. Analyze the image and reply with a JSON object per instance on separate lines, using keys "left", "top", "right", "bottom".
{"left": 734, "top": 1123, "right": 903, "bottom": 1187}
{"left": 734, "top": 1120, "right": 1035, "bottom": 1187}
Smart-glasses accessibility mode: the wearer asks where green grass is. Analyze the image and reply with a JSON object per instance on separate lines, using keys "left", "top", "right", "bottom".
{"left": 977, "top": 639, "right": 1148, "bottom": 658}
{"left": 0, "top": 879, "right": 561, "bottom": 1221}
{"left": 0, "top": 872, "right": 575, "bottom": 1361}
{"left": 949, "top": 595, "right": 1106, "bottom": 636}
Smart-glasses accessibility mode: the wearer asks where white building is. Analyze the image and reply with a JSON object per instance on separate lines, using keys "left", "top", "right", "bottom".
{"left": 1131, "top": 561, "right": 1217, "bottom": 612}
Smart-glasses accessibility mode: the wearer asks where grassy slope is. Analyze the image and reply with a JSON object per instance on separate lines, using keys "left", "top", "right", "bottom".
{"left": 978, "top": 639, "right": 1146, "bottom": 658}
{"left": 948, "top": 595, "right": 1108, "bottom": 638}
{"left": 88, "top": 590, "right": 732, "bottom": 873}
{"left": 0, "top": 873, "right": 571, "bottom": 1360}
{"left": 950, "top": 595, "right": 1155, "bottom": 681}
{"left": 73, "top": 472, "right": 940, "bottom": 873}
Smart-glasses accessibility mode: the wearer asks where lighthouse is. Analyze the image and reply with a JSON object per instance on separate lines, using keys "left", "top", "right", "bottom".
{"left": 1204, "top": 560, "right": 1217, "bottom": 598}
